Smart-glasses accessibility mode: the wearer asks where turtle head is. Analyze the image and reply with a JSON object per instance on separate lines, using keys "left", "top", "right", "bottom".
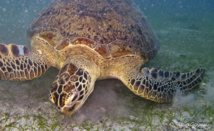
{"left": 49, "top": 86, "right": 82, "bottom": 115}
{"left": 49, "top": 63, "right": 92, "bottom": 115}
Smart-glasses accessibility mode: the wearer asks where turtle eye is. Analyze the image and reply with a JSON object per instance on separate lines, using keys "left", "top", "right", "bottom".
{"left": 71, "top": 91, "right": 79, "bottom": 102}
{"left": 63, "top": 91, "right": 79, "bottom": 106}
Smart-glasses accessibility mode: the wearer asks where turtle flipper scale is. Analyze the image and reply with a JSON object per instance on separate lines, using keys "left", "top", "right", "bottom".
{"left": 0, "top": 43, "right": 50, "bottom": 81}
{"left": 123, "top": 67, "right": 205, "bottom": 103}
{"left": 49, "top": 63, "right": 94, "bottom": 115}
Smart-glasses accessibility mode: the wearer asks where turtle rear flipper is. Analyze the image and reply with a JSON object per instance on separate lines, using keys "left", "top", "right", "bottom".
{"left": 121, "top": 67, "right": 205, "bottom": 103}
{"left": 0, "top": 43, "right": 50, "bottom": 81}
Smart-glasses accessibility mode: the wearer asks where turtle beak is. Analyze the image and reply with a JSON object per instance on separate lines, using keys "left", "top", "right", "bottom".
{"left": 58, "top": 104, "right": 77, "bottom": 115}
{"left": 57, "top": 91, "right": 80, "bottom": 115}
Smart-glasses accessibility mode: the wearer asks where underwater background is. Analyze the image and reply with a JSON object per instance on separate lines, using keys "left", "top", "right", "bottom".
{"left": 0, "top": 0, "right": 213, "bottom": 130}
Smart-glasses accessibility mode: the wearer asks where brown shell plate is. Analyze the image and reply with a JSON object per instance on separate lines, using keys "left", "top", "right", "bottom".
{"left": 27, "top": 0, "right": 159, "bottom": 60}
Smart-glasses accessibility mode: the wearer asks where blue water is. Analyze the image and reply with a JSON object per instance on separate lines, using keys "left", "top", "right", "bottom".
{"left": 0, "top": 0, "right": 213, "bottom": 130}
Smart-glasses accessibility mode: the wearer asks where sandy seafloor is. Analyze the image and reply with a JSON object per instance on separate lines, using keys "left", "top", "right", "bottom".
{"left": 0, "top": 0, "right": 214, "bottom": 130}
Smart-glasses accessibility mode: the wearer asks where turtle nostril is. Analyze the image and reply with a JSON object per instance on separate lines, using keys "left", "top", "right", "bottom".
{"left": 59, "top": 93, "right": 67, "bottom": 107}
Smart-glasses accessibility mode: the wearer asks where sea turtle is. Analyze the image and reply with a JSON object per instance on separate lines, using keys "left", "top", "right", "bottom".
{"left": 0, "top": 0, "right": 204, "bottom": 115}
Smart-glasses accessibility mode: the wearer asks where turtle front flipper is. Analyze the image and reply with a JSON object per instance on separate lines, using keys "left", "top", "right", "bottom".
{"left": 0, "top": 43, "right": 50, "bottom": 81}
{"left": 121, "top": 67, "right": 205, "bottom": 103}
{"left": 49, "top": 63, "right": 95, "bottom": 115}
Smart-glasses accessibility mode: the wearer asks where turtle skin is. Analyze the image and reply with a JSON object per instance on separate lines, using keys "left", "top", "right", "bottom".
{"left": 0, "top": 0, "right": 205, "bottom": 115}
